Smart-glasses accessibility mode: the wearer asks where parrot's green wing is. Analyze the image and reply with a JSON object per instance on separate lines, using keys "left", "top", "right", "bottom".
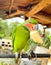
{"left": 24, "top": 42, "right": 28, "bottom": 52}
{"left": 12, "top": 25, "right": 30, "bottom": 52}
{"left": 12, "top": 27, "right": 17, "bottom": 49}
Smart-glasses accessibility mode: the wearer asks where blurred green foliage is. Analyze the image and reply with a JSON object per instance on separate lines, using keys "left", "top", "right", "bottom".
{"left": 0, "top": 19, "right": 18, "bottom": 39}
{"left": 43, "top": 31, "right": 51, "bottom": 49}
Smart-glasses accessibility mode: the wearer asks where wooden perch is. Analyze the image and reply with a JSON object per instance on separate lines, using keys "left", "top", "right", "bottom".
{"left": 26, "top": 0, "right": 51, "bottom": 17}
{"left": 0, "top": 53, "right": 50, "bottom": 58}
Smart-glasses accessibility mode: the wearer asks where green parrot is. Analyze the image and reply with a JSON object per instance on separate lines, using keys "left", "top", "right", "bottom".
{"left": 12, "top": 24, "right": 30, "bottom": 63}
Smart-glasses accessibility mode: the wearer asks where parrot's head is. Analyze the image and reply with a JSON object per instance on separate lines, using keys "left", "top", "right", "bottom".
{"left": 24, "top": 18, "right": 38, "bottom": 31}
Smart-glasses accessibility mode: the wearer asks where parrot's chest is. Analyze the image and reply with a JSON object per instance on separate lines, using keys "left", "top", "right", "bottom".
{"left": 13, "top": 25, "right": 30, "bottom": 52}
{"left": 14, "top": 33, "right": 28, "bottom": 51}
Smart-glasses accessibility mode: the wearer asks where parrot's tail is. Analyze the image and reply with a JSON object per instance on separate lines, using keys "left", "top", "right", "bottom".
{"left": 15, "top": 58, "right": 21, "bottom": 65}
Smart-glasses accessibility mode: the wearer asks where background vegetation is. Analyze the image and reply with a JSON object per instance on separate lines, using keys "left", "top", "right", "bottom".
{"left": 0, "top": 19, "right": 18, "bottom": 39}
{"left": 0, "top": 19, "right": 51, "bottom": 49}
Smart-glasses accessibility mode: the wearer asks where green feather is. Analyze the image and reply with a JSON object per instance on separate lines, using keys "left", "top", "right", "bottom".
{"left": 30, "top": 18, "right": 38, "bottom": 24}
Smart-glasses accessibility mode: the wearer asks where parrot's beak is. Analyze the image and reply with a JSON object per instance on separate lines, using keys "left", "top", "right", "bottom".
{"left": 25, "top": 23, "right": 34, "bottom": 31}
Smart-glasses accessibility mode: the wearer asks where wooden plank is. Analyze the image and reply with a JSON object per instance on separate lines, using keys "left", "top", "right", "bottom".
{"left": 47, "top": 24, "right": 51, "bottom": 28}
{"left": 33, "top": 12, "right": 51, "bottom": 24}
{"left": 0, "top": 0, "right": 41, "bottom": 11}
{"left": 26, "top": 0, "right": 51, "bottom": 17}
{"left": 9, "top": 0, "right": 14, "bottom": 13}
{"left": 42, "top": 5, "right": 51, "bottom": 14}
{"left": 6, "top": 9, "right": 27, "bottom": 18}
